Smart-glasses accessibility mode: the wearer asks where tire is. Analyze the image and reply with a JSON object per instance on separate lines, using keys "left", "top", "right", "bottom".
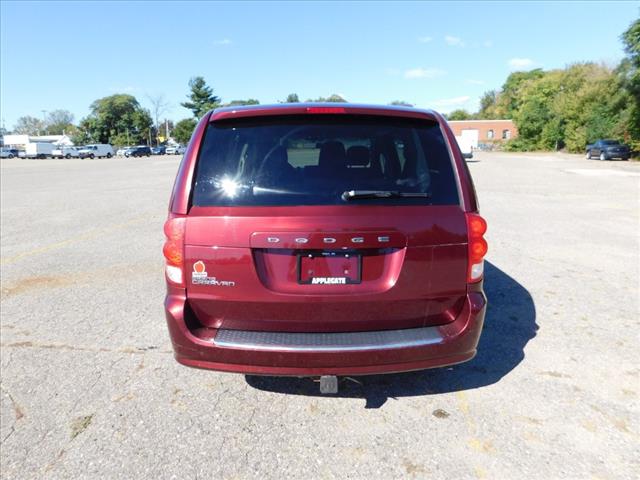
{"left": 8, "top": 154, "right": 14, "bottom": 158}
{"left": 65, "top": 154, "right": 71, "bottom": 159}
{"left": 90, "top": 154, "right": 95, "bottom": 159}
{"left": 599, "top": 152, "right": 607, "bottom": 161}
{"left": 585, "top": 150, "right": 591, "bottom": 159}
{"left": 107, "top": 153, "right": 112, "bottom": 158}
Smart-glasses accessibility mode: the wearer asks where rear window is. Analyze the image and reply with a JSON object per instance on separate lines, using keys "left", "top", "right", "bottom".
{"left": 192, "top": 115, "right": 459, "bottom": 207}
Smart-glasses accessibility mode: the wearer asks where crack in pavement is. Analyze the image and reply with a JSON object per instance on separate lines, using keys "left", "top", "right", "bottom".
{"left": 1, "top": 341, "right": 172, "bottom": 355}
{"left": 0, "top": 383, "right": 25, "bottom": 443}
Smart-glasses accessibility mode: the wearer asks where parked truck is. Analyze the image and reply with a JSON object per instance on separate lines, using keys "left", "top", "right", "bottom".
{"left": 23, "top": 143, "right": 54, "bottom": 159}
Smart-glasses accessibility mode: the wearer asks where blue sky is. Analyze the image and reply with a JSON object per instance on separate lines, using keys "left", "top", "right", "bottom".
{"left": 1, "top": 1, "right": 637, "bottom": 129}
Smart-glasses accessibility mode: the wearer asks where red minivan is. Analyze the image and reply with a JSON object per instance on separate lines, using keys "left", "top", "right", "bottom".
{"left": 164, "top": 104, "right": 487, "bottom": 390}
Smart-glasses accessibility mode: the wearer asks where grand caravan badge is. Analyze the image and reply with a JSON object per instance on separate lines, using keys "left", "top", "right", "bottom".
{"left": 191, "top": 261, "right": 236, "bottom": 287}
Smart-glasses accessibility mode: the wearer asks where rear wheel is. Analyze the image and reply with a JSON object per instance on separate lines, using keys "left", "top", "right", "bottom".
{"left": 107, "top": 153, "right": 112, "bottom": 158}
{"left": 8, "top": 154, "right": 14, "bottom": 158}
{"left": 90, "top": 153, "right": 95, "bottom": 159}
{"left": 65, "top": 154, "right": 71, "bottom": 159}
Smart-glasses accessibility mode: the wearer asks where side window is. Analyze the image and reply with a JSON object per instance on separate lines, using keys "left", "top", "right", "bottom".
{"left": 487, "top": 129, "right": 494, "bottom": 140}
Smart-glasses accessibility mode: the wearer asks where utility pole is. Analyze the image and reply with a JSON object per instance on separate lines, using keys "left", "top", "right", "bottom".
{"left": 165, "top": 119, "right": 169, "bottom": 140}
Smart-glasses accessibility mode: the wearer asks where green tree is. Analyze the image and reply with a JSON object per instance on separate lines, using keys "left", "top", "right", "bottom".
{"left": 181, "top": 77, "right": 220, "bottom": 118}
{"left": 498, "top": 69, "right": 545, "bottom": 118}
{"left": 284, "top": 93, "right": 300, "bottom": 103}
{"left": 79, "top": 94, "right": 153, "bottom": 145}
{"left": 306, "top": 94, "right": 347, "bottom": 102}
{"left": 13, "top": 116, "right": 45, "bottom": 135}
{"left": 477, "top": 90, "right": 503, "bottom": 119}
{"left": 173, "top": 118, "right": 197, "bottom": 144}
{"left": 222, "top": 99, "right": 260, "bottom": 107}
{"left": 447, "top": 109, "right": 472, "bottom": 120}
{"left": 620, "top": 18, "right": 640, "bottom": 151}
{"left": 45, "top": 109, "right": 75, "bottom": 135}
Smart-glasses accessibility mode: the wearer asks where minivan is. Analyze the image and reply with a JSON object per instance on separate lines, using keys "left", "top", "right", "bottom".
{"left": 164, "top": 104, "right": 487, "bottom": 392}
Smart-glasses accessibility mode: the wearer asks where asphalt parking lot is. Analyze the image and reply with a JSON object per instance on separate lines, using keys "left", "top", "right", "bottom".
{"left": 1, "top": 152, "right": 638, "bottom": 479}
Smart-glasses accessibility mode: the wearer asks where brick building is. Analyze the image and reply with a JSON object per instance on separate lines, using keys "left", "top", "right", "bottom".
{"left": 448, "top": 119, "right": 518, "bottom": 148}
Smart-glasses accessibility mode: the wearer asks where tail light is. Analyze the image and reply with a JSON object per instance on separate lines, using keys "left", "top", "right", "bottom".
{"left": 306, "top": 107, "right": 346, "bottom": 114}
{"left": 163, "top": 216, "right": 186, "bottom": 286}
{"left": 465, "top": 213, "right": 488, "bottom": 283}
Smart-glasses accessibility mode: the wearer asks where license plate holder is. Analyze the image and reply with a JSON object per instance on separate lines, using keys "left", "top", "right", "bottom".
{"left": 297, "top": 251, "right": 362, "bottom": 285}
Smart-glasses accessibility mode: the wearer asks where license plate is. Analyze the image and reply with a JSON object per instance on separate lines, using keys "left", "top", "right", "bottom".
{"left": 297, "top": 251, "right": 361, "bottom": 285}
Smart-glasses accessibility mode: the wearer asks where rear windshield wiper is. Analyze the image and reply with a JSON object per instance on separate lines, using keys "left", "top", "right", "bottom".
{"left": 342, "top": 190, "right": 432, "bottom": 201}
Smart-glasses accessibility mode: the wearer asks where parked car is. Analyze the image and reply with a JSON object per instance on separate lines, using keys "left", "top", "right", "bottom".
{"left": 151, "top": 146, "right": 166, "bottom": 155}
{"left": 24, "top": 142, "right": 54, "bottom": 159}
{"left": 166, "top": 145, "right": 186, "bottom": 155}
{"left": 162, "top": 103, "right": 488, "bottom": 393}
{"left": 51, "top": 146, "right": 79, "bottom": 159}
{"left": 586, "top": 139, "right": 631, "bottom": 160}
{"left": 78, "top": 144, "right": 114, "bottom": 159}
{"left": 124, "top": 146, "right": 151, "bottom": 157}
{"left": 116, "top": 146, "right": 132, "bottom": 156}
{"left": 0, "top": 148, "right": 20, "bottom": 158}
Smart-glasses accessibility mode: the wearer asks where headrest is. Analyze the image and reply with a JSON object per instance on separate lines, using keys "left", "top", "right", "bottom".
{"left": 346, "top": 145, "right": 370, "bottom": 166}
{"left": 318, "top": 141, "right": 346, "bottom": 170}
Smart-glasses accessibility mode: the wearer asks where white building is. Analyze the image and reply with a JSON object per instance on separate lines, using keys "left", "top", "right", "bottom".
{"left": 3, "top": 134, "right": 74, "bottom": 147}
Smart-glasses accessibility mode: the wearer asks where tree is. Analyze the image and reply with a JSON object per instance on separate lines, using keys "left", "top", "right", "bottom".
{"left": 45, "top": 109, "right": 75, "bottom": 135}
{"left": 477, "top": 90, "right": 503, "bottom": 119}
{"left": 181, "top": 77, "right": 220, "bottom": 118}
{"left": 283, "top": 93, "right": 300, "bottom": 103}
{"left": 173, "top": 118, "right": 197, "bottom": 144}
{"left": 222, "top": 99, "right": 260, "bottom": 107}
{"left": 500, "top": 69, "right": 545, "bottom": 118}
{"left": 326, "top": 94, "right": 347, "bottom": 102}
{"left": 13, "top": 116, "right": 45, "bottom": 135}
{"left": 79, "top": 94, "right": 153, "bottom": 145}
{"left": 305, "top": 94, "right": 348, "bottom": 102}
{"left": 447, "top": 109, "right": 472, "bottom": 120}
{"left": 147, "top": 94, "right": 170, "bottom": 143}
{"left": 620, "top": 18, "right": 640, "bottom": 151}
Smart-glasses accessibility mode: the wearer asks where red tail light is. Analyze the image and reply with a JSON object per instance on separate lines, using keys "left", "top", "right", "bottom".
{"left": 163, "top": 216, "right": 186, "bottom": 286}
{"left": 306, "top": 107, "right": 346, "bottom": 114}
{"left": 465, "top": 213, "right": 488, "bottom": 283}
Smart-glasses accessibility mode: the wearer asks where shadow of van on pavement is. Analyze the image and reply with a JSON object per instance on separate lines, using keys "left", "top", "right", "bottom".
{"left": 245, "top": 261, "right": 538, "bottom": 408}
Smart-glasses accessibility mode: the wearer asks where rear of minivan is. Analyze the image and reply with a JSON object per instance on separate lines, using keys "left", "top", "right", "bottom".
{"left": 164, "top": 104, "right": 487, "bottom": 376}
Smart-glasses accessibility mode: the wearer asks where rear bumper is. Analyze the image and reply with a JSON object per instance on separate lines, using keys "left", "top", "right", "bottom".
{"left": 165, "top": 291, "right": 486, "bottom": 376}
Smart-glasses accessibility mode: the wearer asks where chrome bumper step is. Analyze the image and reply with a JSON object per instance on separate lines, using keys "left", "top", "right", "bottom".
{"left": 213, "top": 326, "right": 443, "bottom": 352}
